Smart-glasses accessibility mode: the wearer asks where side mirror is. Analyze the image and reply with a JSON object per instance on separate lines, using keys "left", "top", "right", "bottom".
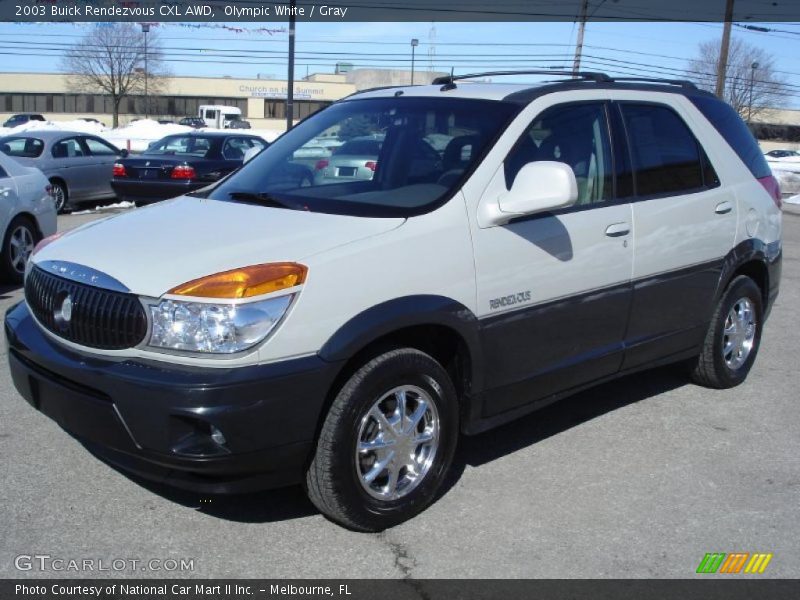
{"left": 497, "top": 161, "right": 578, "bottom": 222}
{"left": 119, "top": 148, "right": 129, "bottom": 158}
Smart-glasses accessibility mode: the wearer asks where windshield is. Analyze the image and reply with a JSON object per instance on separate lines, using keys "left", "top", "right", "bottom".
{"left": 145, "top": 136, "right": 214, "bottom": 157}
{"left": 0, "top": 137, "right": 44, "bottom": 158}
{"left": 209, "top": 97, "right": 520, "bottom": 217}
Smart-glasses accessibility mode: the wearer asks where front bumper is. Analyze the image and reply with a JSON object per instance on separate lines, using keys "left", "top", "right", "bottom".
{"left": 5, "top": 301, "right": 341, "bottom": 493}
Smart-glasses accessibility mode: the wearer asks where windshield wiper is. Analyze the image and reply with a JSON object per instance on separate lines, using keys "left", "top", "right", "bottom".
{"left": 228, "top": 191, "right": 298, "bottom": 210}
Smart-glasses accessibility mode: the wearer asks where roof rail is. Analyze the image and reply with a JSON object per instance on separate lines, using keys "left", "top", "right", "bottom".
{"left": 431, "top": 70, "right": 612, "bottom": 90}
{"left": 608, "top": 77, "right": 698, "bottom": 89}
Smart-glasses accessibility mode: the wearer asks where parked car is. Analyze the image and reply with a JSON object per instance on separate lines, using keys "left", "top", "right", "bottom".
{"left": 226, "top": 117, "right": 252, "bottom": 130}
{"left": 0, "top": 151, "right": 56, "bottom": 282}
{"left": 78, "top": 118, "right": 106, "bottom": 127}
{"left": 6, "top": 72, "right": 782, "bottom": 532}
{"left": 0, "top": 130, "right": 122, "bottom": 213}
{"left": 312, "top": 136, "right": 385, "bottom": 184}
{"left": 157, "top": 119, "right": 175, "bottom": 125}
{"left": 765, "top": 149, "right": 800, "bottom": 159}
{"left": 2, "top": 113, "right": 45, "bottom": 129}
{"left": 110, "top": 132, "right": 268, "bottom": 204}
{"left": 178, "top": 117, "right": 206, "bottom": 129}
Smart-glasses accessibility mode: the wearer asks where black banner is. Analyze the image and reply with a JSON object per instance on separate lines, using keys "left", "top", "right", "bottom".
{"left": 3, "top": 580, "right": 800, "bottom": 600}
{"left": 4, "top": 0, "right": 800, "bottom": 23}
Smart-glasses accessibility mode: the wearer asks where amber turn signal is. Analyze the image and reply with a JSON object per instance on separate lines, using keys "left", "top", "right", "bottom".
{"left": 168, "top": 263, "right": 308, "bottom": 299}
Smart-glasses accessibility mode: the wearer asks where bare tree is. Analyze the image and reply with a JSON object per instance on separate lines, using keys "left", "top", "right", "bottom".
{"left": 60, "top": 24, "right": 168, "bottom": 127}
{"left": 688, "top": 37, "right": 789, "bottom": 121}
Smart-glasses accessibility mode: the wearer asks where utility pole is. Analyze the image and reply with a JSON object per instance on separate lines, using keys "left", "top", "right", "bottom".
{"left": 572, "top": 0, "right": 589, "bottom": 74}
{"left": 141, "top": 23, "right": 150, "bottom": 119}
{"left": 716, "top": 0, "right": 735, "bottom": 98}
{"left": 411, "top": 38, "right": 419, "bottom": 85}
{"left": 286, "top": 0, "right": 296, "bottom": 130}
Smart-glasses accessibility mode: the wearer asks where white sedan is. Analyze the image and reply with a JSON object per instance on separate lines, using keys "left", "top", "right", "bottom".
{"left": 0, "top": 152, "right": 57, "bottom": 282}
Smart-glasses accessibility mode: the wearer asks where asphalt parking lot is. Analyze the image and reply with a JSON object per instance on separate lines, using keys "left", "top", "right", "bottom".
{"left": 1, "top": 206, "right": 798, "bottom": 579}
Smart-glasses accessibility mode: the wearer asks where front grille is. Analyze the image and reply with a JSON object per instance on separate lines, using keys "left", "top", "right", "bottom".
{"left": 25, "top": 266, "right": 147, "bottom": 350}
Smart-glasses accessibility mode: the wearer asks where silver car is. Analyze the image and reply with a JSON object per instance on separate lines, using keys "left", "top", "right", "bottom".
{"left": 313, "top": 136, "right": 383, "bottom": 185}
{"left": 0, "top": 151, "right": 57, "bottom": 282}
{"left": 0, "top": 130, "right": 122, "bottom": 213}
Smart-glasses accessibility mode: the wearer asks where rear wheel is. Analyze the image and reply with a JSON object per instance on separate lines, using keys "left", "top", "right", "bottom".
{"left": 690, "top": 275, "right": 763, "bottom": 389}
{"left": 1, "top": 216, "right": 38, "bottom": 283}
{"left": 49, "top": 180, "right": 68, "bottom": 213}
{"left": 306, "top": 348, "right": 458, "bottom": 531}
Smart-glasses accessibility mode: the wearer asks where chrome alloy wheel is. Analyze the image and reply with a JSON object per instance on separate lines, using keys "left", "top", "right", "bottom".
{"left": 9, "top": 225, "right": 34, "bottom": 274}
{"left": 722, "top": 297, "right": 756, "bottom": 370}
{"left": 355, "top": 385, "right": 440, "bottom": 501}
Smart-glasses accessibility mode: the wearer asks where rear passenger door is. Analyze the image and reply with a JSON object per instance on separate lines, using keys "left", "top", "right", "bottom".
{"left": 614, "top": 102, "right": 736, "bottom": 369}
{"left": 81, "top": 136, "right": 120, "bottom": 198}
{"left": 472, "top": 102, "right": 634, "bottom": 416}
{"left": 51, "top": 136, "right": 95, "bottom": 200}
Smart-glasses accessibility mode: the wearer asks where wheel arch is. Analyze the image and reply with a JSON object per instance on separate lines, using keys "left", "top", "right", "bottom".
{"left": 714, "top": 239, "right": 772, "bottom": 309}
{"left": 318, "top": 295, "right": 484, "bottom": 433}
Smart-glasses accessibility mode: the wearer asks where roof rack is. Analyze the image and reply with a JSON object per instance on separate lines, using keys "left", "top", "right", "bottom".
{"left": 432, "top": 70, "right": 611, "bottom": 90}
{"left": 605, "top": 77, "right": 697, "bottom": 90}
{"left": 430, "top": 70, "right": 698, "bottom": 91}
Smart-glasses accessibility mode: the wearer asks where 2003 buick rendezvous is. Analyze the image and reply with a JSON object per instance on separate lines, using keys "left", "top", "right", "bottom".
{"left": 6, "top": 72, "right": 781, "bottom": 531}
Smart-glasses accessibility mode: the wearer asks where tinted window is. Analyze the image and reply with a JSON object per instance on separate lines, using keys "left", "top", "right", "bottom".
{"left": 0, "top": 165, "right": 7, "bottom": 178}
{"left": 621, "top": 104, "right": 703, "bottom": 196}
{"left": 690, "top": 95, "right": 771, "bottom": 179}
{"left": 83, "top": 137, "right": 118, "bottom": 156}
{"left": 51, "top": 137, "right": 85, "bottom": 158}
{"left": 506, "top": 102, "right": 613, "bottom": 205}
{"left": 0, "top": 137, "right": 44, "bottom": 158}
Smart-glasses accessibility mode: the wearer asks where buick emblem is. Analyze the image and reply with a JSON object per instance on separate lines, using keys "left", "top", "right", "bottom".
{"left": 54, "top": 294, "right": 73, "bottom": 329}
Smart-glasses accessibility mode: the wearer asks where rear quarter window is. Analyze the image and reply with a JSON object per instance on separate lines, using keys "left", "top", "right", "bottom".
{"left": 689, "top": 95, "right": 771, "bottom": 179}
{"left": 0, "top": 137, "right": 44, "bottom": 158}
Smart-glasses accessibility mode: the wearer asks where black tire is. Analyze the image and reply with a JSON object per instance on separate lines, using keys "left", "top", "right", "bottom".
{"left": 0, "top": 216, "right": 38, "bottom": 284}
{"left": 690, "top": 275, "right": 764, "bottom": 389}
{"left": 50, "top": 180, "right": 68, "bottom": 213}
{"left": 306, "top": 348, "right": 459, "bottom": 531}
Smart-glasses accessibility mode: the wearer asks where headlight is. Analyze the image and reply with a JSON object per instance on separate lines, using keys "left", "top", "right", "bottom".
{"left": 148, "top": 295, "right": 293, "bottom": 354}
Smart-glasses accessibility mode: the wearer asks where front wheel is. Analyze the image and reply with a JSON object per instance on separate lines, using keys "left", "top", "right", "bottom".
{"left": 690, "top": 275, "right": 764, "bottom": 389}
{"left": 306, "top": 348, "right": 459, "bottom": 531}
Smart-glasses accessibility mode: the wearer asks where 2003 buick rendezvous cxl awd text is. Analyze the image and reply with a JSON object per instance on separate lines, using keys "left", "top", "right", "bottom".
{"left": 6, "top": 72, "right": 782, "bottom": 531}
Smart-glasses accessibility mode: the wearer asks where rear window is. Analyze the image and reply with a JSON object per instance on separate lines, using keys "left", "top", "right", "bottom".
{"left": 336, "top": 139, "right": 383, "bottom": 156}
{"left": 0, "top": 137, "right": 44, "bottom": 158}
{"left": 689, "top": 95, "right": 771, "bottom": 179}
{"left": 145, "top": 136, "right": 213, "bottom": 158}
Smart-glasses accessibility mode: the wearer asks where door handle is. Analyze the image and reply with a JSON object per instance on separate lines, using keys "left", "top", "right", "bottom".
{"left": 605, "top": 222, "right": 630, "bottom": 237}
{"left": 0, "top": 186, "right": 12, "bottom": 196}
{"left": 715, "top": 201, "right": 733, "bottom": 214}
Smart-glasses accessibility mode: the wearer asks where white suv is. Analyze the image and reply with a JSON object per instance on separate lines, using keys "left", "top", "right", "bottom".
{"left": 6, "top": 72, "right": 782, "bottom": 531}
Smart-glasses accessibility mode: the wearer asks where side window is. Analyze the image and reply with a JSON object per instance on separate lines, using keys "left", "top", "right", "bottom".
{"left": 620, "top": 104, "right": 706, "bottom": 197}
{"left": 0, "top": 165, "right": 7, "bottom": 178}
{"left": 83, "top": 137, "right": 118, "bottom": 156}
{"left": 51, "top": 137, "right": 85, "bottom": 159}
{"left": 222, "top": 137, "right": 252, "bottom": 160}
{"left": 505, "top": 102, "right": 613, "bottom": 206}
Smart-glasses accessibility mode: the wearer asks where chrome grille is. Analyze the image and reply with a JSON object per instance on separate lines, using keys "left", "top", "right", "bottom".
{"left": 25, "top": 266, "right": 147, "bottom": 350}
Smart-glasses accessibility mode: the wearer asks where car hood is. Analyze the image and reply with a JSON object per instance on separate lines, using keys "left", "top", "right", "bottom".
{"left": 33, "top": 195, "right": 405, "bottom": 298}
